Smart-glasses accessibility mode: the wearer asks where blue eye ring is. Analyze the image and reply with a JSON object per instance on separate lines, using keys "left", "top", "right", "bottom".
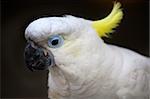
{"left": 48, "top": 35, "right": 64, "bottom": 48}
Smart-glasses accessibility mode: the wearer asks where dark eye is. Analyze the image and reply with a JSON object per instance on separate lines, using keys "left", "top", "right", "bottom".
{"left": 48, "top": 35, "right": 64, "bottom": 48}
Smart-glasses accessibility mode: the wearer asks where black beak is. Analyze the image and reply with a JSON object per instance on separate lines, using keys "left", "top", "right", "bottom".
{"left": 24, "top": 43, "right": 55, "bottom": 71}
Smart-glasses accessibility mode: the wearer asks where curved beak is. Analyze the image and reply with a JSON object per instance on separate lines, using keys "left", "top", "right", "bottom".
{"left": 24, "top": 43, "right": 55, "bottom": 71}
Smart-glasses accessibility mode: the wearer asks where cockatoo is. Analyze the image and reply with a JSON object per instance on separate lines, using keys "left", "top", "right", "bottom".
{"left": 24, "top": 2, "right": 150, "bottom": 99}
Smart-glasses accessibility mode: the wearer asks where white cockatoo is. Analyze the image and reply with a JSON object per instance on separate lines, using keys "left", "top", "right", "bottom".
{"left": 24, "top": 2, "right": 150, "bottom": 99}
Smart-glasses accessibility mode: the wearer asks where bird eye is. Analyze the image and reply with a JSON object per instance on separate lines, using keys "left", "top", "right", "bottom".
{"left": 48, "top": 35, "right": 64, "bottom": 48}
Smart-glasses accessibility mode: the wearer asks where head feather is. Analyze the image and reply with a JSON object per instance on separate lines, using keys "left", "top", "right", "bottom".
{"left": 92, "top": 2, "right": 123, "bottom": 37}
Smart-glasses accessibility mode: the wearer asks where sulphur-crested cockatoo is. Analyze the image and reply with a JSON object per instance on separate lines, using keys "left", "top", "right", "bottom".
{"left": 24, "top": 2, "right": 150, "bottom": 99}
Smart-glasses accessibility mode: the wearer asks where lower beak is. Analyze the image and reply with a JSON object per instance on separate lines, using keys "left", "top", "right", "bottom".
{"left": 24, "top": 43, "right": 55, "bottom": 71}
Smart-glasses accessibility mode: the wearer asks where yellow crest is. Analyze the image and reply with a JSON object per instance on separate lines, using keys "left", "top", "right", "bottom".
{"left": 92, "top": 2, "right": 123, "bottom": 37}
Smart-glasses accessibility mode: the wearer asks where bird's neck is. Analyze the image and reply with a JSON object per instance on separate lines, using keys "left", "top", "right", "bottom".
{"left": 48, "top": 44, "right": 122, "bottom": 98}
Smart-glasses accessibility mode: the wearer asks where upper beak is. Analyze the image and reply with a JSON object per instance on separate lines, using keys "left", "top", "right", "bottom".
{"left": 24, "top": 43, "right": 55, "bottom": 71}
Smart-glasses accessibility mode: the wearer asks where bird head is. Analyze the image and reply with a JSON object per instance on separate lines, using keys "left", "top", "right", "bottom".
{"left": 24, "top": 2, "right": 123, "bottom": 71}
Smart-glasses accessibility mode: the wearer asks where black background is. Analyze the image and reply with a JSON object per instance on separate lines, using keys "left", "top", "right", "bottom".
{"left": 1, "top": 0, "right": 149, "bottom": 98}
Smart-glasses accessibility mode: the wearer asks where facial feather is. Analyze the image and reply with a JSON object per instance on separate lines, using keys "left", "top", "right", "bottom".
{"left": 25, "top": 16, "right": 91, "bottom": 42}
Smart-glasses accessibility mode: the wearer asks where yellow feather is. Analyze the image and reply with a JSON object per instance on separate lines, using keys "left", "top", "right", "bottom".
{"left": 92, "top": 2, "right": 123, "bottom": 37}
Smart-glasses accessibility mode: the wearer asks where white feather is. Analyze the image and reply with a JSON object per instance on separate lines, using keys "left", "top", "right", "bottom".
{"left": 25, "top": 15, "right": 150, "bottom": 99}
